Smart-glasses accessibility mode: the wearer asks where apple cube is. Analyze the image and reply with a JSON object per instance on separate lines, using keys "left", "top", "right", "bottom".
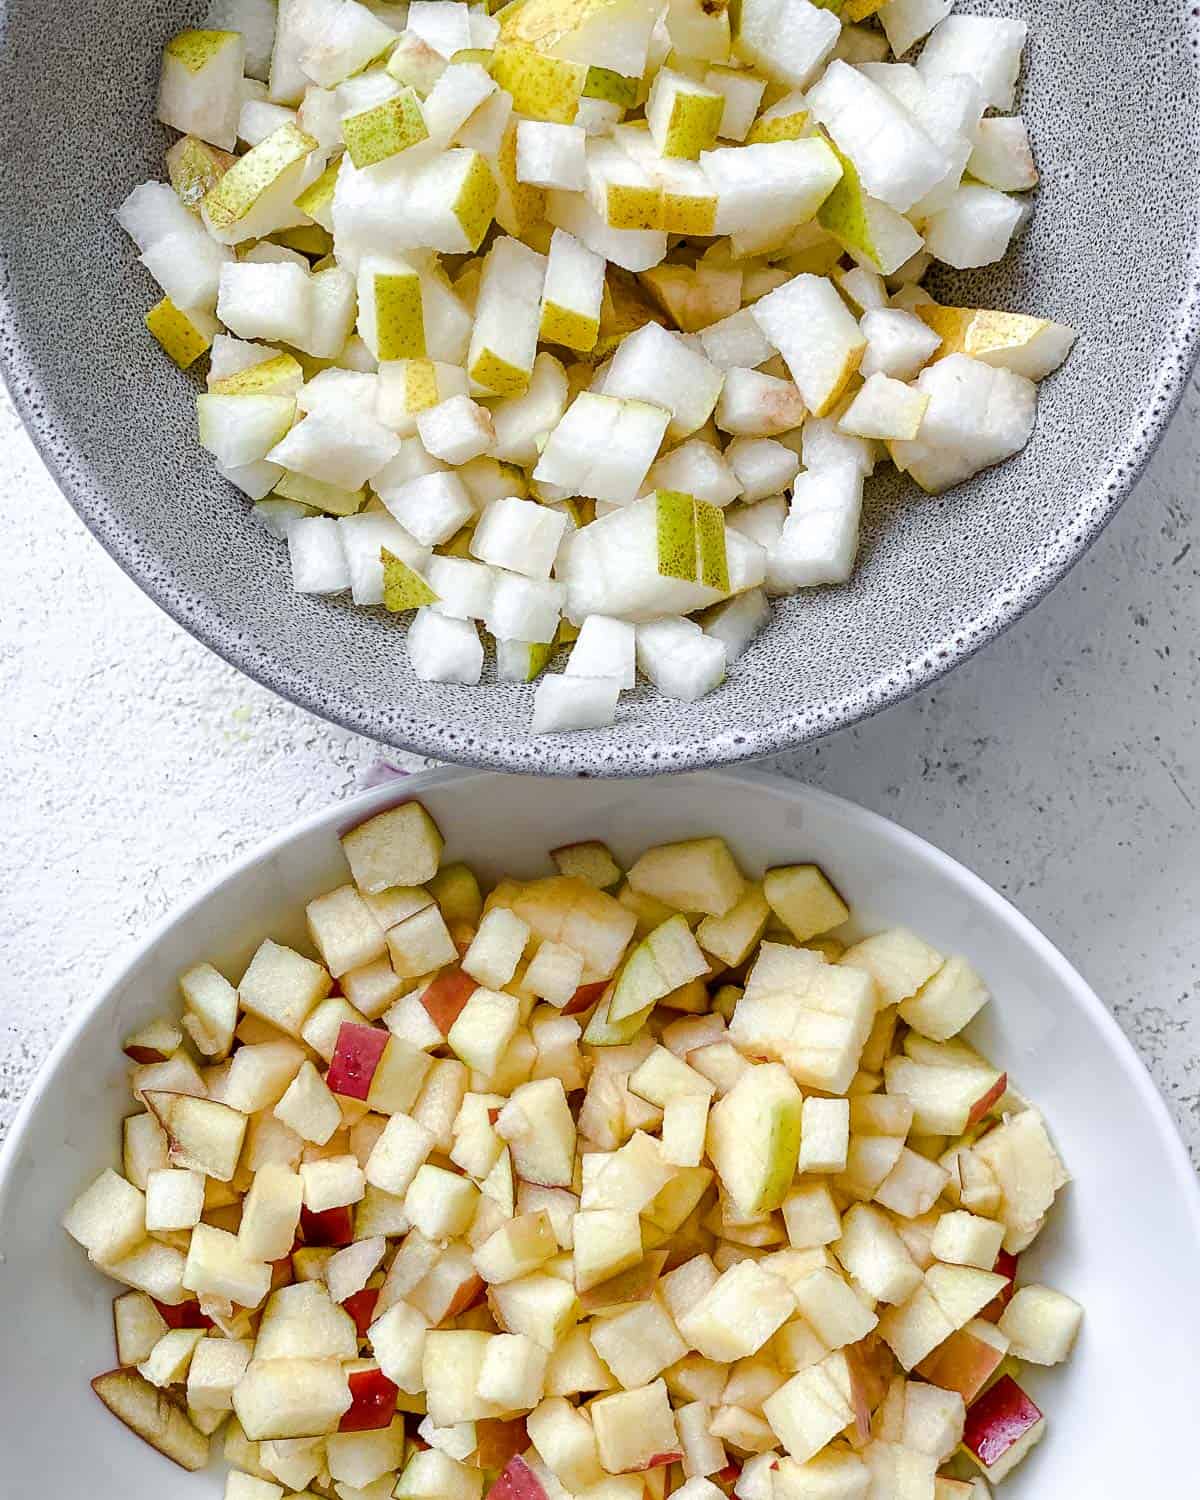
{"left": 188, "top": 1335, "right": 254, "bottom": 1411}
{"left": 876, "top": 1284, "right": 955, "bottom": 1371}
{"left": 761, "top": 869, "right": 846, "bottom": 944}
{"left": 448, "top": 987, "right": 521, "bottom": 1076}
{"left": 123, "top": 1017, "right": 183, "bottom": 1065}
{"left": 782, "top": 1184, "right": 842, "bottom": 1250}
{"left": 257, "top": 1281, "right": 359, "bottom": 1361}
{"left": 798, "top": 1098, "right": 850, "bottom": 1175}
{"left": 124, "top": 1111, "right": 171, "bottom": 1189}
{"left": 145, "top": 1091, "right": 248, "bottom": 1182}
{"left": 422, "top": 1330, "right": 499, "bottom": 1425}
{"left": 873, "top": 1148, "right": 949, "bottom": 1219}
{"left": 223, "top": 1039, "right": 307, "bottom": 1113}
{"left": 915, "top": 1318, "right": 1008, "bottom": 1405}
{"left": 925, "top": 1264, "right": 1009, "bottom": 1330}
{"left": 396, "top": 1447, "right": 484, "bottom": 1500}
{"left": 997, "top": 1284, "right": 1082, "bottom": 1365}
{"left": 233, "top": 1357, "right": 353, "bottom": 1440}
{"left": 971, "top": 1110, "right": 1069, "bottom": 1252}
{"left": 184, "top": 1224, "right": 272, "bottom": 1308}
{"left": 900, "top": 1381, "right": 965, "bottom": 1460}
{"left": 928, "top": 1212, "right": 1005, "bottom": 1272}
{"left": 145, "top": 1168, "right": 205, "bottom": 1232}
{"left": 368, "top": 1299, "right": 429, "bottom": 1393}
{"left": 327, "top": 1411, "right": 405, "bottom": 1479}
{"left": 572, "top": 1208, "right": 644, "bottom": 1293}
{"left": 342, "top": 802, "right": 444, "bottom": 895}
{"left": 404, "top": 1163, "right": 479, "bottom": 1239}
{"left": 840, "top": 928, "right": 943, "bottom": 1006}
{"left": 961, "top": 1374, "right": 1044, "bottom": 1483}
{"left": 273, "top": 1060, "right": 342, "bottom": 1146}
{"left": 833, "top": 1203, "right": 922, "bottom": 1305}
{"left": 497, "top": 1077, "right": 577, "bottom": 1187}
{"left": 301, "top": 1154, "right": 366, "bottom": 1213}
{"left": 226, "top": 1475, "right": 283, "bottom": 1500}
{"left": 490, "top": 1271, "right": 580, "bottom": 1349}
{"left": 762, "top": 1363, "right": 853, "bottom": 1465}
{"left": 790, "top": 1269, "right": 878, "bottom": 1351}
{"left": 138, "top": 1325, "right": 207, "bottom": 1387}
{"left": 472, "top": 1330, "right": 547, "bottom": 1410}
{"left": 104, "top": 1239, "right": 190, "bottom": 1305}
{"left": 388, "top": 904, "right": 459, "bottom": 979}
{"left": 662, "top": 1094, "right": 711, "bottom": 1168}
{"left": 306, "top": 885, "right": 387, "bottom": 980}
{"left": 64, "top": 1169, "right": 147, "bottom": 1265}
{"left": 114, "top": 1289, "right": 170, "bottom": 1366}
{"left": 526, "top": 1395, "right": 606, "bottom": 1488}
{"left": 591, "top": 1292, "right": 689, "bottom": 1388}
{"left": 475, "top": 1210, "right": 559, "bottom": 1283}
{"left": 677, "top": 1259, "right": 796, "bottom": 1361}
{"left": 899, "top": 956, "right": 989, "bottom": 1041}
{"left": 627, "top": 838, "right": 744, "bottom": 918}
{"left": 772, "top": 1449, "right": 869, "bottom": 1499}
{"left": 360, "top": 1111, "right": 433, "bottom": 1199}
{"left": 591, "top": 1379, "right": 681, "bottom": 1473}
{"left": 91, "top": 1367, "right": 210, "bottom": 1471}
{"left": 239, "top": 939, "right": 333, "bottom": 1037}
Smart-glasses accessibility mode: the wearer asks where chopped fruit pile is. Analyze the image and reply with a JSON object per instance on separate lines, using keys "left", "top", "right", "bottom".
{"left": 66, "top": 799, "right": 1081, "bottom": 1496}
{"left": 121, "top": 0, "right": 1076, "bottom": 732}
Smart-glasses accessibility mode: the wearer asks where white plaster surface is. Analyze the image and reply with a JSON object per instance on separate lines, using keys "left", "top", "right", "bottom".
{"left": 1, "top": 371, "right": 1198, "bottom": 1167}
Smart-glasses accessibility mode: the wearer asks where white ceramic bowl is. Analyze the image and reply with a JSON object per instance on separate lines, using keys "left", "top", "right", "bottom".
{"left": 2, "top": 768, "right": 1197, "bottom": 1494}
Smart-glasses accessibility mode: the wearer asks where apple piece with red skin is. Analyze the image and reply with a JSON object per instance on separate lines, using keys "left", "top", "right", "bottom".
{"left": 967, "top": 1072, "right": 1008, "bottom": 1127}
{"left": 326, "top": 1022, "right": 391, "bottom": 1100}
{"left": 301, "top": 1203, "right": 356, "bottom": 1248}
{"left": 714, "top": 1464, "right": 742, "bottom": 1485}
{"left": 91, "top": 1368, "right": 209, "bottom": 1471}
{"left": 577, "top": 1248, "right": 669, "bottom": 1315}
{"left": 153, "top": 1299, "right": 214, "bottom": 1331}
{"left": 562, "top": 981, "right": 610, "bottom": 1017}
{"left": 962, "top": 1373, "right": 1044, "bottom": 1481}
{"left": 643, "top": 1453, "right": 683, "bottom": 1469}
{"left": 339, "top": 1365, "right": 400, "bottom": 1432}
{"left": 343, "top": 1286, "right": 381, "bottom": 1338}
{"left": 477, "top": 1418, "right": 532, "bottom": 1474}
{"left": 979, "top": 1250, "right": 1019, "bottom": 1322}
{"left": 421, "top": 968, "right": 478, "bottom": 1034}
{"left": 443, "top": 1271, "right": 487, "bottom": 1320}
{"left": 487, "top": 1455, "right": 550, "bottom": 1500}
{"left": 915, "top": 1323, "right": 1006, "bottom": 1403}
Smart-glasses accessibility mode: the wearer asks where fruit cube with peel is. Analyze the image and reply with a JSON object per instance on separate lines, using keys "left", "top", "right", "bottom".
{"left": 525, "top": 941, "right": 586, "bottom": 1006}
{"left": 997, "top": 1284, "right": 1083, "bottom": 1365}
{"left": 961, "top": 1373, "right": 1044, "bottom": 1482}
{"left": 474, "top": 1210, "right": 559, "bottom": 1284}
{"left": 342, "top": 803, "right": 445, "bottom": 896}
{"left": 591, "top": 1378, "right": 681, "bottom": 1473}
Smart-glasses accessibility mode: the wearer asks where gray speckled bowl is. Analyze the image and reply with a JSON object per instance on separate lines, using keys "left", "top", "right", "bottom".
{"left": 2, "top": 3, "right": 1199, "bottom": 775}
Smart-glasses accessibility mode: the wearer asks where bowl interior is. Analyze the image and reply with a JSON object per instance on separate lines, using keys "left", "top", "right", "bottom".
{"left": 1, "top": 3, "right": 1199, "bottom": 771}
{"left": 1, "top": 768, "right": 1198, "bottom": 1493}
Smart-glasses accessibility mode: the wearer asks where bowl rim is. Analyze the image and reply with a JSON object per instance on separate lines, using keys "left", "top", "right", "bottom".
{"left": 2, "top": 764, "right": 1198, "bottom": 1244}
{"left": 4, "top": 11, "right": 1200, "bottom": 775}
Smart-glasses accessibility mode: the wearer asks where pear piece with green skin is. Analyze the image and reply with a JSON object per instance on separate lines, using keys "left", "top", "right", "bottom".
{"left": 293, "top": 159, "right": 340, "bottom": 233}
{"left": 210, "top": 353, "right": 306, "bottom": 398}
{"left": 490, "top": 43, "right": 586, "bottom": 123}
{"left": 382, "top": 548, "right": 440, "bottom": 611}
{"left": 271, "top": 223, "right": 335, "bottom": 258}
{"left": 656, "top": 490, "right": 697, "bottom": 582}
{"left": 915, "top": 305, "right": 1078, "bottom": 382}
{"left": 202, "top": 122, "right": 318, "bottom": 245}
{"left": 498, "top": 0, "right": 661, "bottom": 82}
{"left": 707, "top": 1061, "right": 803, "bottom": 1215}
{"left": 342, "top": 88, "right": 430, "bottom": 169}
{"left": 165, "top": 136, "right": 237, "bottom": 213}
{"left": 655, "top": 491, "right": 729, "bottom": 590}
{"left": 817, "top": 137, "right": 922, "bottom": 276}
{"left": 144, "top": 299, "right": 218, "bottom": 370}
{"left": 158, "top": 30, "right": 245, "bottom": 152}
{"left": 499, "top": 637, "right": 558, "bottom": 681}
{"left": 583, "top": 66, "right": 639, "bottom": 108}
{"left": 647, "top": 69, "right": 725, "bottom": 160}
{"left": 745, "top": 92, "right": 810, "bottom": 145}
{"left": 358, "top": 258, "right": 426, "bottom": 362}
{"left": 274, "top": 472, "right": 366, "bottom": 516}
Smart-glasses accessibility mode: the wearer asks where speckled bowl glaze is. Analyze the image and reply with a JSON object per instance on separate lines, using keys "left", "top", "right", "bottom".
{"left": 2, "top": 3, "right": 1200, "bottom": 774}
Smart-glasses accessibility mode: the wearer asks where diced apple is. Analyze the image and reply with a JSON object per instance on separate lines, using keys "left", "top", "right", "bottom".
{"left": 996, "top": 1283, "right": 1082, "bottom": 1365}
{"left": 92, "top": 1367, "right": 211, "bottom": 1470}
{"left": 707, "top": 1063, "right": 803, "bottom": 1216}
{"left": 762, "top": 1361, "right": 853, "bottom": 1465}
{"left": 497, "top": 1078, "right": 578, "bottom": 1187}
{"left": 342, "top": 803, "right": 444, "bottom": 895}
{"left": 233, "top": 1357, "right": 353, "bottom": 1440}
{"left": 876, "top": 1285, "right": 954, "bottom": 1371}
{"left": 335, "top": 1374, "right": 402, "bottom": 1439}
{"left": 63, "top": 1169, "right": 147, "bottom": 1264}
{"left": 491, "top": 1271, "right": 581, "bottom": 1349}
{"left": 762, "top": 866, "right": 849, "bottom": 943}
{"left": 591, "top": 1378, "right": 681, "bottom": 1473}
{"left": 960, "top": 1374, "right": 1044, "bottom": 1483}
{"left": 627, "top": 839, "right": 745, "bottom": 918}
{"left": 475, "top": 1210, "right": 559, "bottom": 1283}
{"left": 677, "top": 1258, "right": 796, "bottom": 1361}
{"left": 914, "top": 1319, "right": 1007, "bottom": 1405}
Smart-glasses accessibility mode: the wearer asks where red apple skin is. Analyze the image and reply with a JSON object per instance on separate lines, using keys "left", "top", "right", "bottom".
{"left": 343, "top": 1287, "right": 380, "bottom": 1339}
{"left": 714, "top": 1465, "right": 742, "bottom": 1486}
{"left": 153, "top": 1300, "right": 214, "bottom": 1331}
{"left": 915, "top": 1328, "right": 1005, "bottom": 1403}
{"left": 967, "top": 1072, "right": 1008, "bottom": 1127}
{"left": 339, "top": 1367, "right": 399, "bottom": 1432}
{"left": 300, "top": 1204, "right": 355, "bottom": 1248}
{"left": 980, "top": 1249, "right": 1019, "bottom": 1322}
{"left": 476, "top": 1417, "right": 530, "bottom": 1472}
{"left": 487, "top": 1455, "right": 550, "bottom": 1500}
{"left": 124, "top": 1045, "right": 172, "bottom": 1064}
{"left": 326, "top": 1022, "right": 390, "bottom": 1100}
{"left": 642, "top": 1453, "right": 683, "bottom": 1470}
{"left": 420, "top": 968, "right": 478, "bottom": 1034}
{"left": 962, "top": 1374, "right": 1042, "bottom": 1469}
{"left": 562, "top": 981, "right": 609, "bottom": 1017}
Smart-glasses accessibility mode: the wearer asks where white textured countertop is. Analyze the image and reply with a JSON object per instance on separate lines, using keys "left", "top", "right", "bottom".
{"left": 2, "top": 372, "right": 1198, "bottom": 1165}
